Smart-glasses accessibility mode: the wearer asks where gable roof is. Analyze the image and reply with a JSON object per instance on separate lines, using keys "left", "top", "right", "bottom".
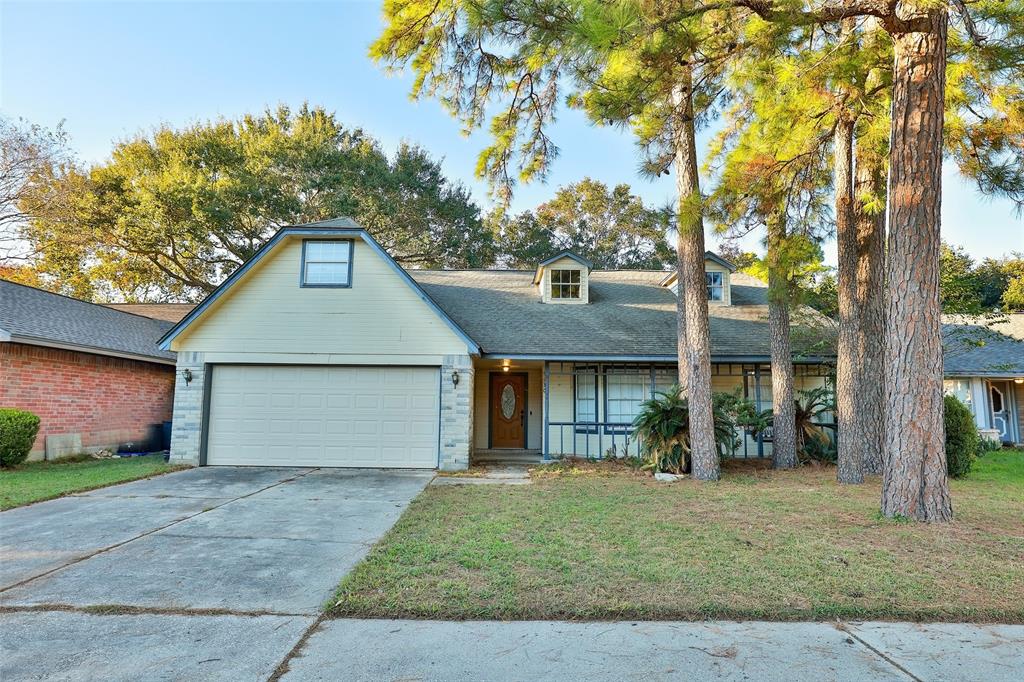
{"left": 533, "top": 250, "right": 594, "bottom": 285}
{"left": 0, "top": 279, "right": 175, "bottom": 363}
{"left": 942, "top": 314, "right": 1024, "bottom": 376}
{"left": 410, "top": 269, "right": 832, "bottom": 360}
{"left": 158, "top": 221, "right": 481, "bottom": 354}
{"left": 658, "top": 252, "right": 737, "bottom": 287}
{"left": 104, "top": 303, "right": 195, "bottom": 323}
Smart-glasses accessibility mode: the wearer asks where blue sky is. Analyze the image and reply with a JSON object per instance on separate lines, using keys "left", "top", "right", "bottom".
{"left": 1, "top": 0, "right": 1020, "bottom": 265}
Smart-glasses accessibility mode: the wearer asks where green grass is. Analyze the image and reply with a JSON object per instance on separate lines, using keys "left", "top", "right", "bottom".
{"left": 0, "top": 454, "right": 185, "bottom": 510}
{"left": 332, "top": 450, "right": 1024, "bottom": 622}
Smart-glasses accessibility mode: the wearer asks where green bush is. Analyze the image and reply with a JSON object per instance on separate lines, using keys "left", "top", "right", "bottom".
{"left": 0, "top": 408, "right": 41, "bottom": 467}
{"left": 632, "top": 386, "right": 751, "bottom": 473}
{"left": 977, "top": 436, "right": 1002, "bottom": 456}
{"left": 944, "top": 395, "right": 978, "bottom": 479}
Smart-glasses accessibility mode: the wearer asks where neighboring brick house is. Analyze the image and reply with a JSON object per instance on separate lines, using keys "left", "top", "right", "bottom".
{"left": 0, "top": 280, "right": 182, "bottom": 460}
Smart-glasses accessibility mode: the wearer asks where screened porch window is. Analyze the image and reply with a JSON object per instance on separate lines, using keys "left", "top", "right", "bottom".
{"left": 706, "top": 271, "right": 724, "bottom": 301}
{"left": 605, "top": 372, "right": 648, "bottom": 433}
{"left": 574, "top": 366, "right": 598, "bottom": 433}
{"left": 943, "top": 379, "right": 974, "bottom": 414}
{"left": 551, "top": 269, "right": 581, "bottom": 299}
{"left": 302, "top": 240, "right": 352, "bottom": 287}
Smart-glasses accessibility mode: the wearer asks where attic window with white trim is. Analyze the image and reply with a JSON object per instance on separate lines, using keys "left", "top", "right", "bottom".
{"left": 706, "top": 271, "right": 724, "bottom": 301}
{"left": 302, "top": 240, "right": 352, "bottom": 287}
{"left": 550, "top": 269, "right": 581, "bottom": 299}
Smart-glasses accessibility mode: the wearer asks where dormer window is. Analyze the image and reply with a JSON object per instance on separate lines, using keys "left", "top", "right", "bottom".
{"left": 551, "top": 269, "right": 581, "bottom": 299}
{"left": 706, "top": 271, "right": 724, "bottom": 301}
{"left": 534, "top": 250, "right": 593, "bottom": 304}
{"left": 660, "top": 252, "right": 736, "bottom": 305}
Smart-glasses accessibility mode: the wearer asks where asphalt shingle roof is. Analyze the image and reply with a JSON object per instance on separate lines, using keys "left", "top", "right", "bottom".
{"left": 942, "top": 314, "right": 1024, "bottom": 376}
{"left": 103, "top": 303, "right": 195, "bottom": 323}
{"left": 0, "top": 280, "right": 175, "bottom": 362}
{"left": 410, "top": 269, "right": 831, "bottom": 358}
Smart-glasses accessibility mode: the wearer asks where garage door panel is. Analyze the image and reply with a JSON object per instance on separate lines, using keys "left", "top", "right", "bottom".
{"left": 206, "top": 365, "right": 440, "bottom": 468}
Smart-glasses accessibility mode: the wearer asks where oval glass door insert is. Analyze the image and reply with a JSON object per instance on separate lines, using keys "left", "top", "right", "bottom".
{"left": 500, "top": 384, "right": 517, "bottom": 420}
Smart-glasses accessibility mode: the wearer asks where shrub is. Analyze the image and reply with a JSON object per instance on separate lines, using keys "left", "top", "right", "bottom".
{"left": 632, "top": 386, "right": 749, "bottom": 473}
{"left": 0, "top": 408, "right": 41, "bottom": 467}
{"left": 944, "top": 395, "right": 978, "bottom": 479}
{"left": 794, "top": 387, "right": 837, "bottom": 462}
{"left": 977, "top": 436, "right": 1002, "bottom": 456}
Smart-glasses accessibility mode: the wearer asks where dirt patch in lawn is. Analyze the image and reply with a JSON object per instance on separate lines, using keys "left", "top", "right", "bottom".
{"left": 331, "top": 451, "right": 1024, "bottom": 622}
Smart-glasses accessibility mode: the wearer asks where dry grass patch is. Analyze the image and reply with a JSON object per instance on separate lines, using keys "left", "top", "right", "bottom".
{"left": 331, "top": 451, "right": 1024, "bottom": 622}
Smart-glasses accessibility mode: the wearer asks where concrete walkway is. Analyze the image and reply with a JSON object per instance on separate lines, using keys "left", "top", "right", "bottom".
{"left": 279, "top": 619, "right": 1023, "bottom": 682}
{"left": 2, "top": 470, "right": 1022, "bottom": 680}
{"left": 0, "top": 467, "right": 433, "bottom": 680}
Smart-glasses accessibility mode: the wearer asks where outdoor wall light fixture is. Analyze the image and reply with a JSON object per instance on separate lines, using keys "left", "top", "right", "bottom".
{"left": 451, "top": 370, "right": 460, "bottom": 387}
{"left": 502, "top": 365, "right": 510, "bottom": 372}
{"left": 1015, "top": 377, "right": 1024, "bottom": 385}
{"left": 181, "top": 368, "right": 193, "bottom": 385}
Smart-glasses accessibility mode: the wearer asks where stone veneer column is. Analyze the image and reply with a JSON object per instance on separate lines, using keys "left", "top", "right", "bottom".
{"left": 168, "top": 351, "right": 206, "bottom": 465}
{"left": 439, "top": 354, "right": 474, "bottom": 471}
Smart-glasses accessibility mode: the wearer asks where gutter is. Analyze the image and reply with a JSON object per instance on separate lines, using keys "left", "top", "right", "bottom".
{"left": 481, "top": 353, "right": 835, "bottom": 364}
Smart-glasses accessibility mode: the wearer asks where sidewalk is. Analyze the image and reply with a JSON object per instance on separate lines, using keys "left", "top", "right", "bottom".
{"left": 280, "top": 619, "right": 1024, "bottom": 681}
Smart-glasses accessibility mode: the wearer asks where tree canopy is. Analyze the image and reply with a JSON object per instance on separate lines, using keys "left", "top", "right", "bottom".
{"left": 940, "top": 243, "right": 1024, "bottom": 313}
{"left": 15, "top": 105, "right": 492, "bottom": 301}
{"left": 489, "top": 178, "right": 674, "bottom": 269}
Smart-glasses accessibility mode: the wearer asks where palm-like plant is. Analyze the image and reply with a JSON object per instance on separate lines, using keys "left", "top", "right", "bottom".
{"left": 632, "top": 389, "right": 691, "bottom": 474}
{"left": 794, "top": 386, "right": 836, "bottom": 461}
{"left": 632, "top": 386, "right": 756, "bottom": 473}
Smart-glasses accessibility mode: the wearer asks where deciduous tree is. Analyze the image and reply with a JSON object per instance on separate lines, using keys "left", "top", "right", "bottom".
{"left": 490, "top": 179, "right": 674, "bottom": 269}
{"left": 16, "top": 105, "right": 491, "bottom": 301}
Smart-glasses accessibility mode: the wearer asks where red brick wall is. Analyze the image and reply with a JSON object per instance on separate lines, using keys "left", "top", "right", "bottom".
{"left": 0, "top": 342, "right": 175, "bottom": 457}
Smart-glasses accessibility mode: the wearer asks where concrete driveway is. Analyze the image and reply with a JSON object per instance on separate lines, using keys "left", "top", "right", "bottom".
{"left": 0, "top": 467, "right": 432, "bottom": 680}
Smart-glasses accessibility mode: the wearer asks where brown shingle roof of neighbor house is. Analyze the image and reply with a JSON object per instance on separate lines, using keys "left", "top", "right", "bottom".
{"left": 409, "top": 269, "right": 835, "bottom": 360}
{"left": 0, "top": 279, "right": 176, "bottom": 363}
{"left": 103, "top": 303, "right": 196, "bottom": 323}
{"left": 942, "top": 313, "right": 1024, "bottom": 376}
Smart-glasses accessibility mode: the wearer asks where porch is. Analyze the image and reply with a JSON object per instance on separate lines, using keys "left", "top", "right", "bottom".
{"left": 470, "top": 358, "right": 834, "bottom": 465}
{"left": 945, "top": 376, "right": 1024, "bottom": 445}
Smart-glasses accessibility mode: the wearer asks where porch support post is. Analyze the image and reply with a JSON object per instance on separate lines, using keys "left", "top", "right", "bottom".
{"left": 754, "top": 364, "right": 765, "bottom": 458}
{"left": 543, "top": 361, "right": 551, "bottom": 461}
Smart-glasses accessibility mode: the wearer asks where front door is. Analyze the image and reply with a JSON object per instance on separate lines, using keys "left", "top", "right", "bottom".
{"left": 490, "top": 373, "right": 526, "bottom": 448}
{"left": 990, "top": 382, "right": 1011, "bottom": 443}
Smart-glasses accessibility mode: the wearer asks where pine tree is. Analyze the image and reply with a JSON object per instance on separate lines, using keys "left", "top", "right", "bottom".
{"left": 371, "top": 1, "right": 754, "bottom": 480}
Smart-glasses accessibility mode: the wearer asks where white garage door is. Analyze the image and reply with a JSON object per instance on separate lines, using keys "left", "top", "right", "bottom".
{"left": 206, "top": 365, "right": 440, "bottom": 468}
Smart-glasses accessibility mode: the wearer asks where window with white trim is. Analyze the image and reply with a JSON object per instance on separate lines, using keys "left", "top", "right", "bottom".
{"left": 605, "top": 372, "right": 648, "bottom": 432}
{"left": 943, "top": 379, "right": 974, "bottom": 414}
{"left": 574, "top": 366, "right": 598, "bottom": 432}
{"left": 302, "top": 240, "right": 352, "bottom": 287}
{"left": 551, "top": 269, "right": 581, "bottom": 299}
{"left": 706, "top": 271, "right": 724, "bottom": 301}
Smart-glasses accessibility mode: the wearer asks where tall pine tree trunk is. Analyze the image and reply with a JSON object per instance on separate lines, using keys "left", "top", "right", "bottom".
{"left": 881, "top": 8, "right": 952, "bottom": 522}
{"left": 672, "top": 71, "right": 718, "bottom": 481}
{"left": 835, "top": 115, "right": 864, "bottom": 484}
{"left": 767, "top": 215, "right": 797, "bottom": 469}
{"left": 853, "top": 150, "right": 886, "bottom": 476}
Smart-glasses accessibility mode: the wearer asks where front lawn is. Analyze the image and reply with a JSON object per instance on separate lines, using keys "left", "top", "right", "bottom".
{"left": 332, "top": 450, "right": 1024, "bottom": 622}
{"left": 0, "top": 454, "right": 185, "bottom": 510}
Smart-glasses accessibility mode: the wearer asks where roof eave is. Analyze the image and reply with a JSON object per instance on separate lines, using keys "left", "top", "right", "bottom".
{"left": 6, "top": 334, "right": 175, "bottom": 365}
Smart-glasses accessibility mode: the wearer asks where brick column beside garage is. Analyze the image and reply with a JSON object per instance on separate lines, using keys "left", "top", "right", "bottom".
{"left": 168, "top": 351, "right": 205, "bottom": 465}
{"left": 0, "top": 342, "right": 174, "bottom": 460}
{"left": 440, "top": 355, "right": 474, "bottom": 471}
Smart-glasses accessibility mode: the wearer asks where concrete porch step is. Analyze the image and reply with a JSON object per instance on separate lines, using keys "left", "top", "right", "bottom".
{"left": 472, "top": 449, "right": 543, "bottom": 465}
